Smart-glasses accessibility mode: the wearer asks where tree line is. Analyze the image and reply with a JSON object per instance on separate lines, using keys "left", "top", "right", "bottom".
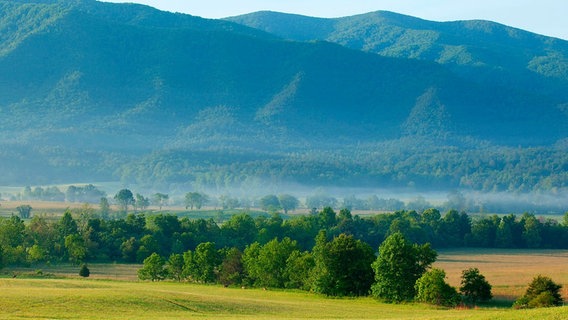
{"left": 1, "top": 207, "right": 568, "bottom": 267}
{"left": 137, "top": 231, "right": 562, "bottom": 308}
{"left": 137, "top": 231, "right": 493, "bottom": 305}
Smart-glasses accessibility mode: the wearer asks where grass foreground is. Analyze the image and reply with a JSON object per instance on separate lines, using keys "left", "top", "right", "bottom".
{"left": 1, "top": 278, "right": 568, "bottom": 320}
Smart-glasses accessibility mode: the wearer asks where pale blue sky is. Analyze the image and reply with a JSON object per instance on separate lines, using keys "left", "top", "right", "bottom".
{"left": 101, "top": 0, "right": 568, "bottom": 40}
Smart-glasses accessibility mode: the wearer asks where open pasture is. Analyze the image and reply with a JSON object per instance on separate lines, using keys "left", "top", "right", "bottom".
{"left": 1, "top": 249, "right": 568, "bottom": 319}
{"left": 1, "top": 278, "right": 567, "bottom": 320}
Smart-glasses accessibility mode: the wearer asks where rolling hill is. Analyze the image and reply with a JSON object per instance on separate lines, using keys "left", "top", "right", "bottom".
{"left": 0, "top": 0, "right": 566, "bottom": 195}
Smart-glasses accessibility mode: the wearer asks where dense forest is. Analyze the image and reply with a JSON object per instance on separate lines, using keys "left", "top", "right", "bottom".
{"left": 118, "top": 140, "right": 568, "bottom": 194}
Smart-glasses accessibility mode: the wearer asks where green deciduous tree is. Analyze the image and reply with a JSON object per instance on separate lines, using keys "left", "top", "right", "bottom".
{"left": 152, "top": 193, "right": 169, "bottom": 210}
{"left": 64, "top": 234, "right": 87, "bottom": 263}
{"left": 220, "top": 214, "right": 257, "bottom": 250}
{"left": 278, "top": 194, "right": 299, "bottom": 214}
{"left": 16, "top": 205, "right": 32, "bottom": 219}
{"left": 259, "top": 195, "right": 281, "bottom": 212}
{"left": 521, "top": 214, "right": 542, "bottom": 248}
{"left": 166, "top": 253, "right": 184, "bottom": 282}
{"left": 218, "top": 247, "right": 244, "bottom": 287}
{"left": 243, "top": 237, "right": 298, "bottom": 288}
{"left": 460, "top": 268, "right": 492, "bottom": 305}
{"left": 311, "top": 232, "right": 375, "bottom": 296}
{"left": 135, "top": 193, "right": 150, "bottom": 211}
{"left": 99, "top": 197, "right": 111, "bottom": 219}
{"left": 138, "top": 252, "right": 166, "bottom": 281}
{"left": 415, "top": 268, "right": 461, "bottom": 307}
{"left": 0, "top": 245, "right": 4, "bottom": 270}
{"left": 284, "top": 250, "right": 314, "bottom": 290}
{"left": 0, "top": 215, "right": 26, "bottom": 248}
{"left": 184, "top": 192, "right": 208, "bottom": 210}
{"left": 371, "top": 232, "right": 437, "bottom": 302}
{"left": 183, "top": 242, "right": 220, "bottom": 283}
{"left": 318, "top": 206, "right": 337, "bottom": 229}
{"left": 114, "top": 189, "right": 134, "bottom": 213}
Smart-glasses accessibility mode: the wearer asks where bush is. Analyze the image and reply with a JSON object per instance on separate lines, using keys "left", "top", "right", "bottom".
{"left": 79, "top": 264, "right": 90, "bottom": 278}
{"left": 514, "top": 275, "right": 563, "bottom": 309}
{"left": 528, "top": 292, "right": 557, "bottom": 308}
{"left": 415, "top": 268, "right": 461, "bottom": 307}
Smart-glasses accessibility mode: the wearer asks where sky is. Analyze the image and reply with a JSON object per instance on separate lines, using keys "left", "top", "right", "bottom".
{"left": 101, "top": 0, "right": 568, "bottom": 40}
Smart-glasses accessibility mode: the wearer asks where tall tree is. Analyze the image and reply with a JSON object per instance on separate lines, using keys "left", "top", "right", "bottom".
{"left": 166, "top": 253, "right": 185, "bottom": 282}
{"left": 220, "top": 214, "right": 257, "bottom": 250}
{"left": 371, "top": 232, "right": 437, "bottom": 302}
{"left": 243, "top": 237, "right": 298, "bottom": 288}
{"left": 284, "top": 250, "right": 314, "bottom": 290}
{"left": 218, "top": 247, "right": 244, "bottom": 287}
{"left": 183, "top": 242, "right": 220, "bottom": 283}
{"left": 58, "top": 210, "right": 78, "bottom": 239}
{"left": 99, "top": 197, "right": 111, "bottom": 219}
{"left": 318, "top": 207, "right": 337, "bottom": 229}
{"left": 114, "top": 189, "right": 134, "bottom": 213}
{"left": 16, "top": 205, "right": 32, "bottom": 219}
{"left": 152, "top": 193, "right": 169, "bottom": 211}
{"left": 64, "top": 234, "right": 87, "bottom": 263}
{"left": 311, "top": 232, "right": 375, "bottom": 296}
{"left": 184, "top": 192, "right": 208, "bottom": 210}
{"left": 278, "top": 194, "right": 299, "bottom": 214}
{"left": 135, "top": 193, "right": 150, "bottom": 211}
{"left": 0, "top": 215, "right": 26, "bottom": 248}
{"left": 259, "top": 195, "right": 281, "bottom": 212}
{"left": 521, "top": 214, "right": 542, "bottom": 248}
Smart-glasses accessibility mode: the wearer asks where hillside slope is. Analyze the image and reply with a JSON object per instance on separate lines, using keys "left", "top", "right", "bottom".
{"left": 0, "top": 1, "right": 566, "bottom": 192}
{"left": 228, "top": 11, "right": 568, "bottom": 100}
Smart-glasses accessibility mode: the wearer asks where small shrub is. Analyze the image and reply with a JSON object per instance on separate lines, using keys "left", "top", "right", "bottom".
{"left": 528, "top": 292, "right": 557, "bottom": 308}
{"left": 415, "top": 268, "right": 461, "bottom": 307}
{"left": 79, "top": 264, "right": 90, "bottom": 278}
{"left": 514, "top": 275, "right": 562, "bottom": 309}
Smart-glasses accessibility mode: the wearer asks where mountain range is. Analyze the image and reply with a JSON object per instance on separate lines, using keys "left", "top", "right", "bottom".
{"left": 0, "top": 0, "right": 566, "bottom": 195}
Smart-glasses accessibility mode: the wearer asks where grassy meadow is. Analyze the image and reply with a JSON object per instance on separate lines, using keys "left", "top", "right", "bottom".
{"left": 2, "top": 249, "right": 568, "bottom": 319}
{"left": 2, "top": 278, "right": 568, "bottom": 320}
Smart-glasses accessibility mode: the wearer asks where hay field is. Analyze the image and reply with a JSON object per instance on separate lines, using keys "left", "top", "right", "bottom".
{"left": 436, "top": 248, "right": 568, "bottom": 300}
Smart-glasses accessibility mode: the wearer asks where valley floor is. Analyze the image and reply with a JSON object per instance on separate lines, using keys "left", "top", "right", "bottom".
{"left": 1, "top": 249, "right": 567, "bottom": 319}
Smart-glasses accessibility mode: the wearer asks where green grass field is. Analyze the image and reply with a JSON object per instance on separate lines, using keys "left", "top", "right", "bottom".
{"left": 2, "top": 278, "right": 568, "bottom": 320}
{"left": 2, "top": 249, "right": 568, "bottom": 319}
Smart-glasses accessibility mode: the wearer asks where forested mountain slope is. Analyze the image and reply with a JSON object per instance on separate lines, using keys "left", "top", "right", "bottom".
{"left": 0, "top": 1, "right": 566, "bottom": 194}
{"left": 227, "top": 11, "right": 568, "bottom": 97}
